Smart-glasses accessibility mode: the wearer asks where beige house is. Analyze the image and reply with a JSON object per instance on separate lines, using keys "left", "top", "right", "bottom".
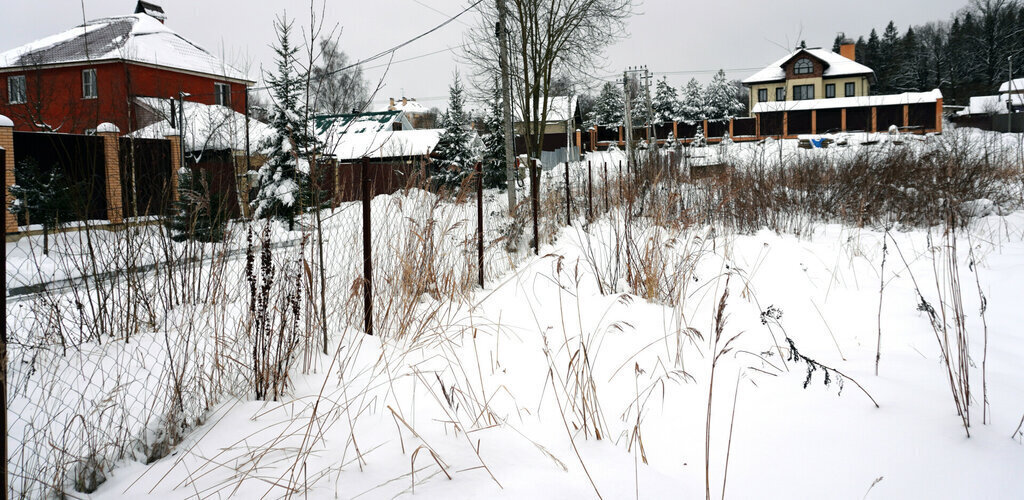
{"left": 742, "top": 44, "right": 874, "bottom": 116}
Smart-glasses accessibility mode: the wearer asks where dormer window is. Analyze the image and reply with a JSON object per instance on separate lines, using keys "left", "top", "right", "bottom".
{"left": 794, "top": 58, "right": 813, "bottom": 75}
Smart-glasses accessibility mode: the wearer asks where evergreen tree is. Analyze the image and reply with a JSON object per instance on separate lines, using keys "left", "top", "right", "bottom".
{"left": 865, "top": 29, "right": 881, "bottom": 91}
{"left": 8, "top": 158, "right": 73, "bottom": 254}
{"left": 877, "top": 21, "right": 902, "bottom": 94}
{"left": 481, "top": 85, "right": 508, "bottom": 190}
{"left": 588, "top": 81, "right": 623, "bottom": 127}
{"left": 855, "top": 36, "right": 868, "bottom": 65}
{"left": 679, "top": 78, "right": 705, "bottom": 122}
{"left": 652, "top": 77, "right": 681, "bottom": 124}
{"left": 167, "top": 168, "right": 229, "bottom": 242}
{"left": 703, "top": 70, "right": 744, "bottom": 121}
{"left": 252, "top": 15, "right": 319, "bottom": 230}
{"left": 431, "top": 73, "right": 473, "bottom": 189}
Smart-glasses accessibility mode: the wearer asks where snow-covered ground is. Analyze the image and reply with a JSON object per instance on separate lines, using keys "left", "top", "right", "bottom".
{"left": 7, "top": 131, "right": 1024, "bottom": 499}
{"left": 91, "top": 213, "right": 1024, "bottom": 499}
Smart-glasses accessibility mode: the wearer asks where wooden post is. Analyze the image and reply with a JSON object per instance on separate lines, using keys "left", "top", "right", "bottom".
{"left": 476, "top": 162, "right": 484, "bottom": 288}
{"left": 935, "top": 98, "right": 944, "bottom": 133}
{"left": 902, "top": 104, "right": 909, "bottom": 129}
{"left": 361, "top": 158, "right": 373, "bottom": 335}
{"left": 1, "top": 115, "right": 16, "bottom": 234}
{"left": 811, "top": 110, "right": 817, "bottom": 135}
{"left": 841, "top": 108, "right": 847, "bottom": 132}
{"left": 782, "top": 112, "right": 789, "bottom": 138}
{"left": 673, "top": 121, "right": 678, "bottom": 141}
{"left": 871, "top": 106, "right": 878, "bottom": 132}
{"left": 97, "top": 123, "right": 123, "bottom": 224}
{"left": 755, "top": 114, "right": 761, "bottom": 139}
{"left": 702, "top": 119, "right": 709, "bottom": 140}
{"left": 728, "top": 118, "right": 734, "bottom": 139}
{"left": 618, "top": 126, "right": 623, "bottom": 145}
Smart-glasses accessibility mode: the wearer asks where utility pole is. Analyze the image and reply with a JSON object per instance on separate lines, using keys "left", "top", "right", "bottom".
{"left": 1009, "top": 56, "right": 1013, "bottom": 134}
{"left": 497, "top": 0, "right": 517, "bottom": 214}
{"left": 623, "top": 70, "right": 634, "bottom": 175}
{"left": 642, "top": 66, "right": 656, "bottom": 165}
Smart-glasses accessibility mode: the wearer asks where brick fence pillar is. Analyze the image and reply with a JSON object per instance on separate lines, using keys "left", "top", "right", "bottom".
{"left": 1, "top": 115, "right": 16, "bottom": 234}
{"left": 97, "top": 122, "right": 123, "bottom": 224}
{"left": 165, "top": 133, "right": 181, "bottom": 203}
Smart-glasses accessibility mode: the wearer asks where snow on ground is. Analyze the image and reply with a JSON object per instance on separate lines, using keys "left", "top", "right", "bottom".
{"left": 86, "top": 209, "right": 1024, "bottom": 499}
{"left": 8, "top": 131, "right": 1024, "bottom": 498}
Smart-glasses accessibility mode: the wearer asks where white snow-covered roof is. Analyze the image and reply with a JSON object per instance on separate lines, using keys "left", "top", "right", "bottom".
{"left": 376, "top": 98, "right": 430, "bottom": 114}
{"left": 314, "top": 111, "right": 414, "bottom": 137}
{"left": 752, "top": 89, "right": 942, "bottom": 113}
{"left": 130, "top": 97, "right": 273, "bottom": 152}
{"left": 322, "top": 129, "right": 443, "bottom": 161}
{"left": 742, "top": 48, "right": 874, "bottom": 85}
{"left": 514, "top": 95, "right": 578, "bottom": 123}
{"left": 999, "top": 77, "right": 1024, "bottom": 93}
{"left": 0, "top": 14, "right": 250, "bottom": 82}
{"left": 958, "top": 93, "right": 1024, "bottom": 116}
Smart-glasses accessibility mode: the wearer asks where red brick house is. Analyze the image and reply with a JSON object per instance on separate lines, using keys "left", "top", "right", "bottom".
{"left": 0, "top": 1, "right": 253, "bottom": 135}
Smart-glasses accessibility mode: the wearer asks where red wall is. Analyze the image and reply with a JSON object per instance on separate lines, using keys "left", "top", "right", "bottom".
{"left": 0, "top": 61, "right": 249, "bottom": 134}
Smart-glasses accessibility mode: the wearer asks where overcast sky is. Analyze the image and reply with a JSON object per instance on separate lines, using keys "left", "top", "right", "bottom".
{"left": 2, "top": 0, "right": 969, "bottom": 110}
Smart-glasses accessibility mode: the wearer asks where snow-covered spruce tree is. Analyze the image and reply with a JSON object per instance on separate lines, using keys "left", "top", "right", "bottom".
{"left": 481, "top": 85, "right": 508, "bottom": 190}
{"left": 167, "top": 167, "right": 229, "bottom": 242}
{"left": 679, "top": 78, "right": 706, "bottom": 123}
{"left": 8, "top": 157, "right": 73, "bottom": 254}
{"left": 431, "top": 73, "right": 473, "bottom": 190}
{"left": 703, "top": 70, "right": 744, "bottom": 121}
{"left": 588, "top": 81, "right": 624, "bottom": 127}
{"left": 653, "top": 77, "right": 681, "bottom": 124}
{"left": 251, "top": 16, "right": 320, "bottom": 230}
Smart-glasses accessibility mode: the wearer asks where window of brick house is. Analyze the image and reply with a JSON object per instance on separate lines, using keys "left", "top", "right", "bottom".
{"left": 82, "top": 69, "right": 97, "bottom": 99}
{"left": 8, "top": 75, "right": 26, "bottom": 104}
{"left": 794, "top": 58, "right": 813, "bottom": 75}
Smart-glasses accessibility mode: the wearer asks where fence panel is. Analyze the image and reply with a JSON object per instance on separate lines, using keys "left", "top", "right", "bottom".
{"left": 119, "top": 137, "right": 172, "bottom": 217}
{"left": 12, "top": 132, "right": 107, "bottom": 223}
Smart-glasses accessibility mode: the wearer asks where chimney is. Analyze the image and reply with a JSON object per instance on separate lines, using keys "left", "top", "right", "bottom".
{"left": 389, "top": 97, "right": 395, "bottom": 110}
{"left": 402, "top": 97, "right": 408, "bottom": 106}
{"left": 135, "top": 1, "right": 167, "bottom": 24}
{"left": 838, "top": 33, "right": 856, "bottom": 61}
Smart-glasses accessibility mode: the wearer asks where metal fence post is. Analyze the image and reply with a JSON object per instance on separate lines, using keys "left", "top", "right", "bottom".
{"left": 564, "top": 160, "right": 571, "bottom": 225}
{"left": 476, "top": 162, "right": 484, "bottom": 288}
{"left": 361, "top": 158, "right": 373, "bottom": 335}
{"left": 531, "top": 158, "right": 539, "bottom": 255}
{"left": 603, "top": 162, "right": 609, "bottom": 213}
{"left": 587, "top": 160, "right": 593, "bottom": 221}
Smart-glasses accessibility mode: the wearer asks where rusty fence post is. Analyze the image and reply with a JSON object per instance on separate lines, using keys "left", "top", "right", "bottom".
{"left": 603, "top": 162, "right": 609, "bottom": 213}
{"left": 361, "top": 157, "right": 373, "bottom": 335}
{"left": 476, "top": 162, "right": 484, "bottom": 288}
{"left": 564, "top": 160, "right": 571, "bottom": 225}
{"left": 587, "top": 160, "right": 593, "bottom": 222}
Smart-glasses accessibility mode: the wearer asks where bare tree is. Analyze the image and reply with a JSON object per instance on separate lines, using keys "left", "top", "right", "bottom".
{"left": 464, "top": 0, "right": 633, "bottom": 250}
{"left": 310, "top": 38, "right": 369, "bottom": 115}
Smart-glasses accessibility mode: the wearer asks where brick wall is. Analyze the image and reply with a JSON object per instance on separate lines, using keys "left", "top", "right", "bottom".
{"left": 99, "top": 128, "right": 123, "bottom": 223}
{"left": 2, "top": 121, "right": 15, "bottom": 233}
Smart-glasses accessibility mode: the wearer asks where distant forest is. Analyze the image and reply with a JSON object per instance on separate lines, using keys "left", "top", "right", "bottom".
{"left": 832, "top": 0, "right": 1024, "bottom": 104}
